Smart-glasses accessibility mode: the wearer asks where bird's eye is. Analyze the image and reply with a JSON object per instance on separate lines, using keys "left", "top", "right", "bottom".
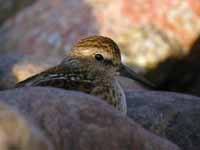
{"left": 95, "top": 54, "right": 104, "bottom": 61}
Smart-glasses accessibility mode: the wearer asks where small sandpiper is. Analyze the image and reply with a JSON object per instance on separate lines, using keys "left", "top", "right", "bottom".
{"left": 16, "top": 36, "right": 155, "bottom": 114}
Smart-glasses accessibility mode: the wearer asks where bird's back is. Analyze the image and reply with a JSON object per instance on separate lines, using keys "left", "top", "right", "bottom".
{"left": 15, "top": 59, "right": 96, "bottom": 94}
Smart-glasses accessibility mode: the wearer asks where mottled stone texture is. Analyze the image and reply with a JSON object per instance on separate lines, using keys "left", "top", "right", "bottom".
{"left": 88, "top": 0, "right": 200, "bottom": 67}
{"left": 122, "top": 0, "right": 200, "bottom": 50}
{"left": 126, "top": 90, "right": 200, "bottom": 150}
{"left": 0, "top": 87, "right": 180, "bottom": 150}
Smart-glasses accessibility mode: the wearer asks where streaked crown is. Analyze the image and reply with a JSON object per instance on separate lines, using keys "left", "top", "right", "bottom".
{"left": 67, "top": 35, "right": 122, "bottom": 67}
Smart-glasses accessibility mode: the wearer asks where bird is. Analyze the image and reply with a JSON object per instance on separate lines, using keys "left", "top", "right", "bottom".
{"left": 15, "top": 35, "right": 155, "bottom": 114}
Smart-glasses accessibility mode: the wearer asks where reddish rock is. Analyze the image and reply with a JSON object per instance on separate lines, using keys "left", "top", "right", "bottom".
{"left": 84, "top": 0, "right": 200, "bottom": 68}
{"left": 189, "top": 0, "right": 200, "bottom": 16}
{"left": 0, "top": 87, "right": 180, "bottom": 150}
{"left": 122, "top": 0, "right": 200, "bottom": 51}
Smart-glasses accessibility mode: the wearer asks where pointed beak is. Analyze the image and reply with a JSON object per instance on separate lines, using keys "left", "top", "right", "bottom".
{"left": 118, "top": 64, "right": 156, "bottom": 89}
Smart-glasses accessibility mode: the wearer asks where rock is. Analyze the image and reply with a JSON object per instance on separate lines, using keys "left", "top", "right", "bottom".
{"left": 117, "top": 76, "right": 149, "bottom": 91}
{"left": 0, "top": 53, "right": 60, "bottom": 90}
{"left": 0, "top": 53, "right": 21, "bottom": 90}
{"left": 126, "top": 90, "right": 200, "bottom": 150}
{"left": 0, "top": 87, "right": 180, "bottom": 150}
{"left": 88, "top": 0, "right": 200, "bottom": 68}
{"left": 0, "top": 0, "right": 35, "bottom": 25}
{"left": 0, "top": 101, "right": 52, "bottom": 150}
{"left": 1, "top": 0, "right": 200, "bottom": 69}
{"left": 12, "top": 56, "right": 58, "bottom": 82}
{"left": 0, "top": 0, "right": 98, "bottom": 85}
{"left": 121, "top": 0, "right": 200, "bottom": 51}
{"left": 147, "top": 36, "right": 200, "bottom": 96}
{"left": 0, "top": 0, "right": 97, "bottom": 56}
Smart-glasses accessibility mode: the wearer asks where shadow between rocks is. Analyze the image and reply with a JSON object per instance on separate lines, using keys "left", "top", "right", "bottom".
{"left": 145, "top": 35, "right": 200, "bottom": 96}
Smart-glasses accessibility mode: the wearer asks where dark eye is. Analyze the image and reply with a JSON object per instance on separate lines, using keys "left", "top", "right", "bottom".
{"left": 95, "top": 54, "right": 104, "bottom": 61}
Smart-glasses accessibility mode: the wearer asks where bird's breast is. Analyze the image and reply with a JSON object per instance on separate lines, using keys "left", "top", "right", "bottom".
{"left": 91, "top": 78, "right": 127, "bottom": 114}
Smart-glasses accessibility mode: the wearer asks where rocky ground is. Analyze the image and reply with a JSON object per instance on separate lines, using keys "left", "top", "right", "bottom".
{"left": 0, "top": 0, "right": 200, "bottom": 150}
{"left": 0, "top": 87, "right": 181, "bottom": 150}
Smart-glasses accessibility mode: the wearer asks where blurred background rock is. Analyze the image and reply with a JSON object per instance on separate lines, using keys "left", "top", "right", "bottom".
{"left": 0, "top": 0, "right": 200, "bottom": 96}
{"left": 0, "top": 0, "right": 35, "bottom": 25}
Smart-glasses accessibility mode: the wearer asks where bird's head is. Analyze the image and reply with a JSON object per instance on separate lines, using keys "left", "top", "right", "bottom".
{"left": 63, "top": 35, "right": 155, "bottom": 88}
{"left": 67, "top": 35, "right": 121, "bottom": 71}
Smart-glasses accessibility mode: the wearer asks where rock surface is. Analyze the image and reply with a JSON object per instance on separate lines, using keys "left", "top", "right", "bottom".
{"left": 0, "top": 53, "right": 21, "bottom": 90}
{"left": 0, "top": 101, "right": 52, "bottom": 150}
{"left": 147, "top": 36, "right": 200, "bottom": 96}
{"left": 117, "top": 76, "right": 150, "bottom": 91}
{"left": 126, "top": 90, "right": 200, "bottom": 150}
{"left": 87, "top": 0, "right": 200, "bottom": 67}
{"left": 0, "top": 0, "right": 200, "bottom": 68}
{"left": 0, "top": 0, "right": 200, "bottom": 94}
{"left": 0, "top": 0, "right": 35, "bottom": 25}
{"left": 0, "top": 87, "right": 180, "bottom": 150}
{"left": 0, "top": 53, "right": 59, "bottom": 89}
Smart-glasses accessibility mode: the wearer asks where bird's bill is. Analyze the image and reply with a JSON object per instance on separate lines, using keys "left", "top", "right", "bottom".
{"left": 118, "top": 64, "right": 156, "bottom": 89}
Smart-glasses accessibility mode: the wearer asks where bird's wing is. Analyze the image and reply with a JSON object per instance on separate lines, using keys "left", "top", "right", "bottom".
{"left": 15, "top": 65, "right": 66, "bottom": 87}
{"left": 15, "top": 58, "right": 80, "bottom": 87}
{"left": 15, "top": 59, "right": 95, "bottom": 93}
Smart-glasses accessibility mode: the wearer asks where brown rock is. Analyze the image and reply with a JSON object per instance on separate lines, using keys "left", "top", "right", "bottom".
{"left": 0, "top": 101, "right": 52, "bottom": 150}
{"left": 0, "top": 87, "right": 180, "bottom": 150}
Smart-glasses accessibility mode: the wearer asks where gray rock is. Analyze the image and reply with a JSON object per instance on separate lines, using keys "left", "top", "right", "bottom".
{"left": 0, "top": 87, "right": 180, "bottom": 150}
{"left": 117, "top": 76, "right": 149, "bottom": 91}
{"left": 0, "top": 53, "right": 21, "bottom": 90}
{"left": 0, "top": 101, "right": 52, "bottom": 150}
{"left": 126, "top": 90, "right": 200, "bottom": 150}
